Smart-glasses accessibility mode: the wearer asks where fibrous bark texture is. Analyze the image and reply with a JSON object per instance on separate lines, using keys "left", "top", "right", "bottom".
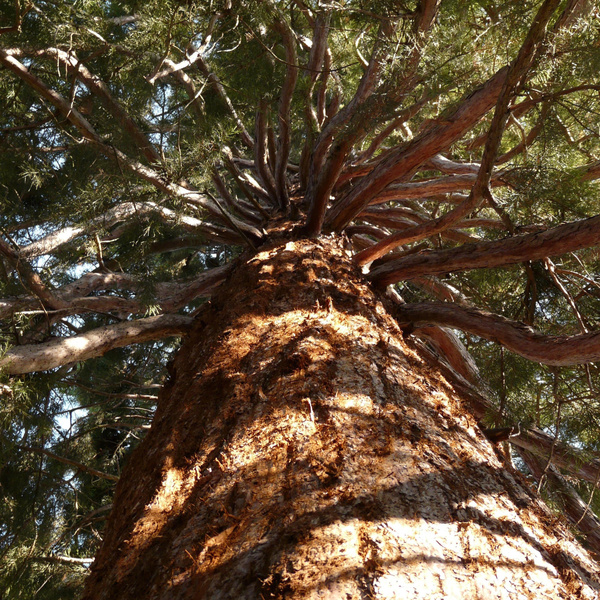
{"left": 82, "top": 236, "right": 599, "bottom": 599}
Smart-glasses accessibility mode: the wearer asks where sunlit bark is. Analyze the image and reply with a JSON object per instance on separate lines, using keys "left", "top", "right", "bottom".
{"left": 81, "top": 238, "right": 599, "bottom": 599}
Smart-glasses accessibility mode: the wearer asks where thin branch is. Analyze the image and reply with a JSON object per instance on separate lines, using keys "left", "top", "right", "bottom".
{"left": 196, "top": 54, "right": 254, "bottom": 149}
{"left": 16, "top": 445, "right": 119, "bottom": 482}
{"left": 544, "top": 258, "right": 588, "bottom": 332}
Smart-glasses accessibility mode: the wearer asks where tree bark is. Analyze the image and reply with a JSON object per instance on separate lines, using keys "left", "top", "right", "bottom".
{"left": 82, "top": 237, "right": 599, "bottom": 599}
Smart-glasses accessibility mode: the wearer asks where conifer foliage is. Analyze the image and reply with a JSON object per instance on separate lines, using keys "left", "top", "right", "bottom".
{"left": 1, "top": 0, "right": 600, "bottom": 596}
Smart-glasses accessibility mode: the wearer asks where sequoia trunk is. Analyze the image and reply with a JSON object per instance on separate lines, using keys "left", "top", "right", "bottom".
{"left": 82, "top": 236, "right": 599, "bottom": 599}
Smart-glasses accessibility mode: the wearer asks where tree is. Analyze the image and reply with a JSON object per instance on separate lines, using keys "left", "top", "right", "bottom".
{"left": 1, "top": 0, "right": 600, "bottom": 596}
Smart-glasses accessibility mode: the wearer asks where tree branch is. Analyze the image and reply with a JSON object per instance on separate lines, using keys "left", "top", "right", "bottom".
{"left": 0, "top": 50, "right": 262, "bottom": 242}
{"left": 393, "top": 301, "right": 600, "bottom": 366}
{"left": 510, "top": 427, "right": 600, "bottom": 489}
{"left": 1, "top": 314, "right": 193, "bottom": 374}
{"left": 273, "top": 16, "right": 298, "bottom": 211}
{"left": 1, "top": 264, "right": 232, "bottom": 321}
{"left": 517, "top": 446, "right": 600, "bottom": 559}
{"left": 370, "top": 214, "right": 600, "bottom": 286}
{"left": 0, "top": 236, "right": 67, "bottom": 310}
{"left": 16, "top": 445, "right": 119, "bottom": 482}
{"left": 350, "top": 0, "right": 562, "bottom": 261}
{"left": 323, "top": 65, "right": 509, "bottom": 232}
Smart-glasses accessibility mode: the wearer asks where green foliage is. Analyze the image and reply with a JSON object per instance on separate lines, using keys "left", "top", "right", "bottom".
{"left": 1, "top": 0, "right": 600, "bottom": 594}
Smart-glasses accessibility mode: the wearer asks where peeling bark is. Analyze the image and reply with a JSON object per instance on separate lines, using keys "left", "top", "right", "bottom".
{"left": 82, "top": 237, "right": 599, "bottom": 599}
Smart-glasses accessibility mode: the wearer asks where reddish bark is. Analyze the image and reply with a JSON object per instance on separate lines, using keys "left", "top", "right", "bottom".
{"left": 82, "top": 237, "right": 599, "bottom": 599}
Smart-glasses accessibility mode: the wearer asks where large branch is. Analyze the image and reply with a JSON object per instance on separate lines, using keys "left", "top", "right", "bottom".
{"left": 1, "top": 314, "right": 193, "bottom": 374}
{"left": 365, "top": 173, "right": 506, "bottom": 205}
{"left": 273, "top": 16, "right": 298, "bottom": 211}
{"left": 511, "top": 427, "right": 600, "bottom": 488}
{"left": 323, "top": 66, "right": 509, "bottom": 232}
{"left": 370, "top": 214, "right": 600, "bottom": 286}
{"left": 303, "top": 20, "right": 397, "bottom": 235}
{"left": 18, "top": 201, "right": 245, "bottom": 261}
{"left": 393, "top": 301, "right": 600, "bottom": 366}
{"left": 0, "top": 264, "right": 232, "bottom": 320}
{"left": 351, "top": 0, "right": 563, "bottom": 263}
{"left": 305, "top": 1, "right": 442, "bottom": 235}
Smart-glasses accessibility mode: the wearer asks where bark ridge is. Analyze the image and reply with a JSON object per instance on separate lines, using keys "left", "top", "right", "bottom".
{"left": 82, "top": 237, "right": 599, "bottom": 599}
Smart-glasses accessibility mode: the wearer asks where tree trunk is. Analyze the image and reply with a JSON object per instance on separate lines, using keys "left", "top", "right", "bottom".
{"left": 82, "top": 236, "right": 599, "bottom": 599}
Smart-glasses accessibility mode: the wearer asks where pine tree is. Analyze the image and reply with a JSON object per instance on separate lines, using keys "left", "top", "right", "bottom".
{"left": 2, "top": 0, "right": 600, "bottom": 597}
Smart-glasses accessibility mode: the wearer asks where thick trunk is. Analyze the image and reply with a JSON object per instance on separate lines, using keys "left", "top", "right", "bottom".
{"left": 82, "top": 237, "right": 599, "bottom": 599}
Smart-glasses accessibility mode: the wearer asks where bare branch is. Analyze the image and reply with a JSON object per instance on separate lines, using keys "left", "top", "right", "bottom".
{"left": 1, "top": 314, "right": 193, "bottom": 374}
{"left": 370, "top": 214, "right": 600, "bottom": 286}
{"left": 34, "top": 555, "right": 95, "bottom": 566}
{"left": 273, "top": 16, "right": 299, "bottom": 211}
{"left": 323, "top": 65, "right": 510, "bottom": 232}
{"left": 150, "top": 57, "right": 205, "bottom": 118}
{"left": 393, "top": 301, "right": 600, "bottom": 366}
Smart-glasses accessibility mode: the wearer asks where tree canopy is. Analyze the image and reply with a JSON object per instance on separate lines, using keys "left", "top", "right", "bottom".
{"left": 1, "top": 0, "right": 600, "bottom": 596}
